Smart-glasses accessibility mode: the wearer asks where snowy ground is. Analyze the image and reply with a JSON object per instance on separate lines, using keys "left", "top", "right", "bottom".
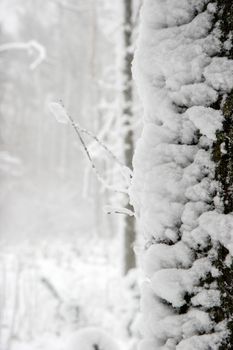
{"left": 0, "top": 238, "right": 139, "bottom": 350}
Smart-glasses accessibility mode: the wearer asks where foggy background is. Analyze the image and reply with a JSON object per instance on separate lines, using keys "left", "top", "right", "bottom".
{"left": 0, "top": 1, "right": 141, "bottom": 349}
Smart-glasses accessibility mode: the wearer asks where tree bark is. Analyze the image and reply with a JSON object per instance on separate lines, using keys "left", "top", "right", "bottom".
{"left": 131, "top": 0, "right": 233, "bottom": 347}
{"left": 122, "top": 0, "right": 136, "bottom": 275}
{"left": 212, "top": 1, "right": 233, "bottom": 348}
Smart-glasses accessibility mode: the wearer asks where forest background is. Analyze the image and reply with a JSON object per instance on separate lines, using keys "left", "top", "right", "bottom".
{"left": 0, "top": 1, "right": 142, "bottom": 349}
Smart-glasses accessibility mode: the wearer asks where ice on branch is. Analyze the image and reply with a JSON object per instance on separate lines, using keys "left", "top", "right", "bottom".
{"left": 104, "top": 205, "right": 135, "bottom": 217}
{"left": 49, "top": 101, "right": 131, "bottom": 194}
{"left": 49, "top": 102, "right": 70, "bottom": 124}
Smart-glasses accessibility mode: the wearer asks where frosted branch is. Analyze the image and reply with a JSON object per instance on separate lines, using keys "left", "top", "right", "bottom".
{"left": 0, "top": 40, "right": 46, "bottom": 70}
{"left": 79, "top": 127, "right": 126, "bottom": 169}
{"left": 49, "top": 101, "right": 129, "bottom": 194}
{"left": 78, "top": 120, "right": 133, "bottom": 184}
{"left": 104, "top": 205, "right": 135, "bottom": 217}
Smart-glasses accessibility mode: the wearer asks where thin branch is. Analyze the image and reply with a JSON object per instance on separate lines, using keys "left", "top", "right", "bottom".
{"left": 104, "top": 205, "right": 135, "bottom": 217}
{"left": 133, "top": 0, "right": 143, "bottom": 27}
{"left": 77, "top": 120, "right": 133, "bottom": 183}
{"left": 80, "top": 127, "right": 126, "bottom": 168}
{"left": 57, "top": 101, "right": 128, "bottom": 194}
{"left": 40, "top": 278, "right": 62, "bottom": 302}
{"left": 87, "top": 112, "right": 115, "bottom": 154}
{"left": 0, "top": 40, "right": 46, "bottom": 70}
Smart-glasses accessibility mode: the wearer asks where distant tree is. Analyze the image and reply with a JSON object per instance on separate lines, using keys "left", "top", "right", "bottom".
{"left": 122, "top": 0, "right": 136, "bottom": 275}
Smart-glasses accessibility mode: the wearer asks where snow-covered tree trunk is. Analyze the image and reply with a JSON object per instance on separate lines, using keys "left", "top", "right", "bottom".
{"left": 122, "top": 0, "right": 136, "bottom": 275}
{"left": 130, "top": 0, "right": 233, "bottom": 348}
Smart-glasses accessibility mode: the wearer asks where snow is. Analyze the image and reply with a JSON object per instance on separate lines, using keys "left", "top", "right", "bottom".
{"left": 191, "top": 289, "right": 221, "bottom": 308}
{"left": 0, "top": 240, "right": 139, "bottom": 350}
{"left": 65, "top": 328, "right": 121, "bottom": 350}
{"left": 143, "top": 241, "right": 192, "bottom": 277}
{"left": 186, "top": 107, "right": 223, "bottom": 141}
{"left": 199, "top": 212, "right": 233, "bottom": 255}
{"left": 176, "top": 332, "right": 226, "bottom": 350}
{"left": 0, "top": 1, "right": 142, "bottom": 349}
{"left": 130, "top": 0, "right": 233, "bottom": 348}
{"left": 150, "top": 258, "right": 212, "bottom": 308}
{"left": 204, "top": 57, "right": 233, "bottom": 92}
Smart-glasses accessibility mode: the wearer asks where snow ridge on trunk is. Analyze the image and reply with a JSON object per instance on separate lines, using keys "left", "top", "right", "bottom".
{"left": 131, "top": 0, "right": 233, "bottom": 348}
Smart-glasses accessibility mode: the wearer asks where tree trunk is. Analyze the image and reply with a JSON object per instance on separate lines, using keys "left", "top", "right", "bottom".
{"left": 122, "top": 0, "right": 136, "bottom": 275}
{"left": 131, "top": 0, "right": 233, "bottom": 348}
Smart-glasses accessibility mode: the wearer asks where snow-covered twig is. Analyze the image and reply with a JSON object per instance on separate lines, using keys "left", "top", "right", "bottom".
{"left": 87, "top": 113, "right": 115, "bottom": 155}
{"left": 80, "top": 127, "right": 127, "bottom": 169}
{"left": 49, "top": 101, "right": 129, "bottom": 194}
{"left": 0, "top": 40, "right": 46, "bottom": 70}
{"left": 104, "top": 205, "right": 135, "bottom": 217}
{"left": 73, "top": 116, "right": 133, "bottom": 184}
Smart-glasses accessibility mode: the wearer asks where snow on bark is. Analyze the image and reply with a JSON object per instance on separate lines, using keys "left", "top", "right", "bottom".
{"left": 130, "top": 0, "right": 233, "bottom": 348}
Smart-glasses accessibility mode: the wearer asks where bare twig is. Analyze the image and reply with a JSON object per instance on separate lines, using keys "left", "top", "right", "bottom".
{"left": 40, "top": 278, "right": 62, "bottom": 302}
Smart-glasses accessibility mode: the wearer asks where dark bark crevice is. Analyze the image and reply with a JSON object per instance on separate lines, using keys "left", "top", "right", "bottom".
{"left": 210, "top": 1, "right": 233, "bottom": 347}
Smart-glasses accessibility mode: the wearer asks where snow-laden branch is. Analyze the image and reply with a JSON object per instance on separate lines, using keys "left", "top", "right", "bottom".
{"left": 49, "top": 101, "right": 129, "bottom": 194}
{"left": 0, "top": 40, "right": 46, "bottom": 69}
{"left": 79, "top": 126, "right": 133, "bottom": 185}
{"left": 104, "top": 205, "right": 135, "bottom": 217}
{"left": 87, "top": 113, "right": 115, "bottom": 154}
{"left": 80, "top": 127, "right": 125, "bottom": 168}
